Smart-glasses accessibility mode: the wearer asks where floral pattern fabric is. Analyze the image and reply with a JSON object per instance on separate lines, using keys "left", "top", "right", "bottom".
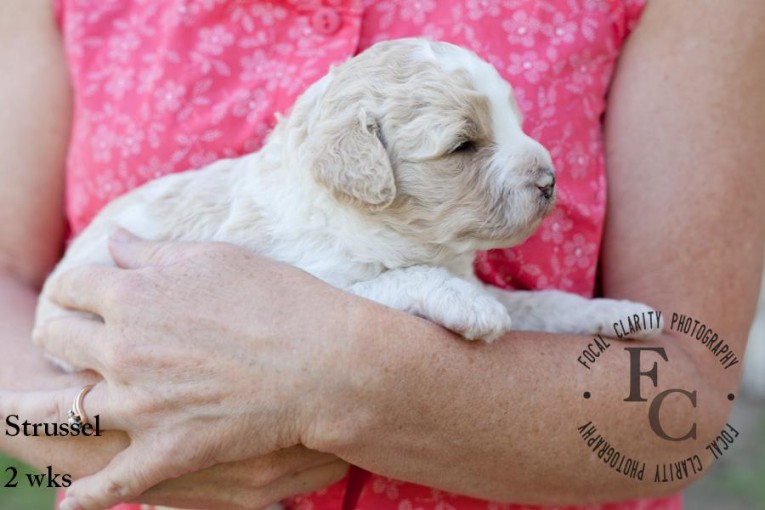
{"left": 53, "top": 0, "right": 681, "bottom": 508}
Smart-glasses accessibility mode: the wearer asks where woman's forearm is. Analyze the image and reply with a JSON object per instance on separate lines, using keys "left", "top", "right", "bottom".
{"left": 309, "top": 301, "right": 733, "bottom": 505}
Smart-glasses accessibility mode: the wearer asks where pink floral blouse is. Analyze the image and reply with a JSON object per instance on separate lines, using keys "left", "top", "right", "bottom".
{"left": 53, "top": 0, "right": 682, "bottom": 509}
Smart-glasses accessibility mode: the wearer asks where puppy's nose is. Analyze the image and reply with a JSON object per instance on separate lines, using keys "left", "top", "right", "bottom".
{"left": 535, "top": 167, "right": 555, "bottom": 200}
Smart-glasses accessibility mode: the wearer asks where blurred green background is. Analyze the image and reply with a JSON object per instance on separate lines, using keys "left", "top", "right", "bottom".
{"left": 0, "top": 454, "right": 55, "bottom": 509}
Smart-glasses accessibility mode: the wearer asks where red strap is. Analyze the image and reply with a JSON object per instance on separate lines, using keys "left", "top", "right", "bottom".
{"left": 342, "top": 466, "right": 371, "bottom": 510}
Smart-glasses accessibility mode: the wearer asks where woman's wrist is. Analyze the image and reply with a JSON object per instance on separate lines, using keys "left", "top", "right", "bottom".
{"left": 300, "top": 292, "right": 393, "bottom": 454}
{"left": 302, "top": 293, "right": 448, "bottom": 457}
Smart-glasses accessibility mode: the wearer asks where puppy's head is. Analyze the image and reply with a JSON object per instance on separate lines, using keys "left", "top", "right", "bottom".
{"left": 301, "top": 38, "right": 555, "bottom": 254}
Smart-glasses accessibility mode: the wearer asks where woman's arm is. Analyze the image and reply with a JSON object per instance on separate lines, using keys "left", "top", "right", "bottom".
{"left": 0, "top": 0, "right": 72, "bottom": 388}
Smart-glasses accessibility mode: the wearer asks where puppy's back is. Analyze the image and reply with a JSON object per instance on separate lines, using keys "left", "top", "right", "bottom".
{"left": 35, "top": 156, "right": 262, "bottom": 331}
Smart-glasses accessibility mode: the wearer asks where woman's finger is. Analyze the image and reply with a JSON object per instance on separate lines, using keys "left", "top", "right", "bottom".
{"left": 48, "top": 265, "right": 124, "bottom": 316}
{"left": 0, "top": 384, "right": 117, "bottom": 431}
{"left": 143, "top": 458, "right": 350, "bottom": 510}
{"left": 109, "top": 228, "right": 193, "bottom": 269}
{"left": 33, "top": 316, "right": 107, "bottom": 372}
{"left": 261, "top": 445, "right": 340, "bottom": 483}
{"left": 138, "top": 446, "right": 341, "bottom": 507}
{"left": 60, "top": 440, "right": 193, "bottom": 510}
{"left": 263, "top": 460, "right": 350, "bottom": 505}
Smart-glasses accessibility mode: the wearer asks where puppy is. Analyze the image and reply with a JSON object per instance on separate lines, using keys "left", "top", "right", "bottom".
{"left": 35, "top": 38, "right": 659, "bottom": 370}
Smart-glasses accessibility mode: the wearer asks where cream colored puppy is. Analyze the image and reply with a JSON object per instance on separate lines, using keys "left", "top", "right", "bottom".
{"left": 36, "top": 39, "right": 659, "bottom": 369}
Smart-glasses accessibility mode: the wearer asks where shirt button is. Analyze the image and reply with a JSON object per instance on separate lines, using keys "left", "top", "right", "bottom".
{"left": 311, "top": 7, "right": 342, "bottom": 35}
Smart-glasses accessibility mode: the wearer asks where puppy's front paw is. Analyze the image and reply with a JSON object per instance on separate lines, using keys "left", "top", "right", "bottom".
{"left": 591, "top": 300, "right": 663, "bottom": 340}
{"left": 429, "top": 280, "right": 512, "bottom": 343}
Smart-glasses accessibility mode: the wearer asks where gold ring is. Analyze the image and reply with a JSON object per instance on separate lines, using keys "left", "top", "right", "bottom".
{"left": 67, "top": 384, "right": 94, "bottom": 428}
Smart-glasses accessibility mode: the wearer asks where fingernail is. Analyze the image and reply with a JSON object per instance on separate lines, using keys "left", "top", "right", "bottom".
{"left": 60, "top": 497, "right": 81, "bottom": 510}
{"left": 110, "top": 227, "right": 137, "bottom": 244}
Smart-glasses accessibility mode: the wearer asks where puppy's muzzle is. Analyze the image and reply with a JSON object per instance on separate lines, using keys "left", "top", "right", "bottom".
{"left": 535, "top": 166, "right": 556, "bottom": 201}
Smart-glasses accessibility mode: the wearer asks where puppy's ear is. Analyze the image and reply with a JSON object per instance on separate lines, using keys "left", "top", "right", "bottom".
{"left": 310, "top": 108, "right": 395, "bottom": 211}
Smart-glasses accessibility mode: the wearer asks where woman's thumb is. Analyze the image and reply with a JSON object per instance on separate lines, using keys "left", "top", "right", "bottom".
{"left": 108, "top": 228, "right": 176, "bottom": 269}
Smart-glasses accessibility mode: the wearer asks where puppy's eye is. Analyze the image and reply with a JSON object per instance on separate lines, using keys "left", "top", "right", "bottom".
{"left": 451, "top": 140, "right": 476, "bottom": 154}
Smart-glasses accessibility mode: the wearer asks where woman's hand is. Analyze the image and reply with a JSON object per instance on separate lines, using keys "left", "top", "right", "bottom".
{"left": 7, "top": 230, "right": 359, "bottom": 510}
